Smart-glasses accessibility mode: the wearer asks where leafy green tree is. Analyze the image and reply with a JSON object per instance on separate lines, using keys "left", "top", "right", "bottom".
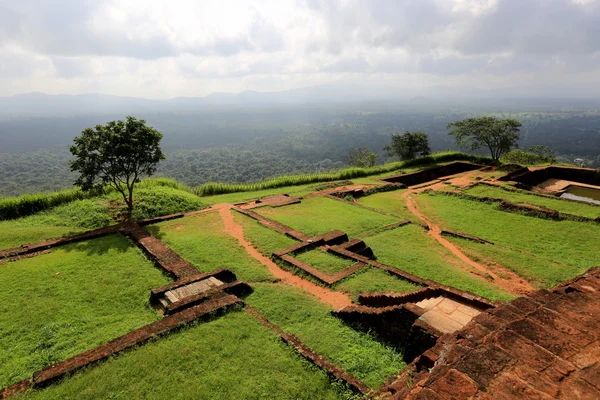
{"left": 384, "top": 131, "right": 431, "bottom": 160}
{"left": 342, "top": 147, "right": 377, "bottom": 167}
{"left": 447, "top": 117, "right": 521, "bottom": 162}
{"left": 70, "top": 116, "right": 165, "bottom": 217}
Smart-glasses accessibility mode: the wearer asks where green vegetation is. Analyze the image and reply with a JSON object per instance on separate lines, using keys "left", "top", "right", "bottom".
{"left": 357, "top": 190, "right": 414, "bottom": 220}
{"left": 0, "top": 184, "right": 206, "bottom": 251}
{"left": 463, "top": 184, "right": 600, "bottom": 219}
{"left": 334, "top": 268, "right": 422, "bottom": 301}
{"left": 362, "top": 225, "right": 514, "bottom": 301}
{"left": 0, "top": 235, "right": 169, "bottom": 388}
{"left": 294, "top": 248, "right": 355, "bottom": 274}
{"left": 233, "top": 211, "right": 298, "bottom": 255}
{"left": 146, "top": 212, "right": 274, "bottom": 282}
{"left": 446, "top": 236, "right": 580, "bottom": 288}
{"left": 246, "top": 283, "right": 405, "bottom": 388}
{"left": 256, "top": 197, "right": 399, "bottom": 237}
{"left": 418, "top": 192, "right": 600, "bottom": 270}
{"left": 21, "top": 311, "right": 352, "bottom": 400}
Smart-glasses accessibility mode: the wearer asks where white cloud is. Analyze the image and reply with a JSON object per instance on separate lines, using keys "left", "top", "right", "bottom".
{"left": 0, "top": 0, "right": 599, "bottom": 97}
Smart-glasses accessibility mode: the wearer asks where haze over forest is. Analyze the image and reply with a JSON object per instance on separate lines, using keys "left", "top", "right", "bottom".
{"left": 1, "top": 0, "right": 599, "bottom": 196}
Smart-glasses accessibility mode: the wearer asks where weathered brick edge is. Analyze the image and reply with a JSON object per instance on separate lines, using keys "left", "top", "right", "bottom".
{"left": 381, "top": 161, "right": 484, "bottom": 186}
{"left": 122, "top": 221, "right": 199, "bottom": 279}
{"left": 136, "top": 212, "right": 184, "bottom": 226}
{"left": 374, "top": 266, "right": 600, "bottom": 399}
{"left": 0, "top": 294, "right": 242, "bottom": 399}
{"left": 440, "top": 230, "right": 494, "bottom": 245}
{"left": 164, "top": 281, "right": 252, "bottom": 315}
{"left": 234, "top": 207, "right": 310, "bottom": 241}
{"left": 245, "top": 306, "right": 372, "bottom": 396}
{"left": 149, "top": 267, "right": 236, "bottom": 304}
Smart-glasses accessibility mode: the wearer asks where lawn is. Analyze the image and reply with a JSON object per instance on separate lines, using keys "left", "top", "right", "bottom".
{"left": 246, "top": 283, "right": 406, "bottom": 388}
{"left": 233, "top": 211, "right": 298, "bottom": 255}
{"left": 21, "top": 311, "right": 352, "bottom": 400}
{"left": 0, "top": 234, "right": 170, "bottom": 388}
{"left": 362, "top": 225, "right": 514, "bottom": 301}
{"left": 446, "top": 236, "right": 582, "bottom": 289}
{"left": 357, "top": 190, "right": 415, "bottom": 221}
{"left": 255, "top": 196, "right": 400, "bottom": 237}
{"left": 294, "top": 248, "right": 355, "bottom": 274}
{"left": 417, "top": 192, "right": 600, "bottom": 270}
{"left": 333, "top": 268, "right": 422, "bottom": 302}
{"left": 146, "top": 211, "right": 274, "bottom": 283}
{"left": 463, "top": 184, "right": 600, "bottom": 219}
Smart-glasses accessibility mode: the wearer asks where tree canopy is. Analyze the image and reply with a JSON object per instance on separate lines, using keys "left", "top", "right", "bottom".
{"left": 342, "top": 147, "right": 377, "bottom": 167}
{"left": 384, "top": 131, "right": 431, "bottom": 160}
{"left": 69, "top": 116, "right": 165, "bottom": 216}
{"left": 447, "top": 117, "right": 521, "bottom": 161}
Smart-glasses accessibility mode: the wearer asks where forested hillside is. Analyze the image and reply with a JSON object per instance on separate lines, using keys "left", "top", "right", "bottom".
{"left": 1, "top": 101, "right": 599, "bottom": 197}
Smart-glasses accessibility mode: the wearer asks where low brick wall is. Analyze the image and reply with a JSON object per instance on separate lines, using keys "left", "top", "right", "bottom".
{"left": 382, "top": 162, "right": 483, "bottom": 186}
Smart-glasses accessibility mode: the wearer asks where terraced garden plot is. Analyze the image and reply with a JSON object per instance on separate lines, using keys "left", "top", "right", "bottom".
{"left": 333, "top": 268, "right": 421, "bottom": 301}
{"left": 21, "top": 311, "right": 350, "bottom": 400}
{"left": 255, "top": 196, "right": 400, "bottom": 237}
{"left": 246, "top": 283, "right": 405, "bottom": 388}
{"left": 146, "top": 212, "right": 274, "bottom": 283}
{"left": 357, "top": 190, "right": 415, "bottom": 220}
{"left": 362, "top": 225, "right": 514, "bottom": 301}
{"left": 294, "top": 248, "right": 355, "bottom": 275}
{"left": 0, "top": 234, "right": 170, "bottom": 388}
{"left": 463, "top": 184, "right": 600, "bottom": 219}
{"left": 446, "top": 236, "right": 581, "bottom": 289}
{"left": 417, "top": 192, "right": 600, "bottom": 271}
{"left": 233, "top": 211, "right": 298, "bottom": 255}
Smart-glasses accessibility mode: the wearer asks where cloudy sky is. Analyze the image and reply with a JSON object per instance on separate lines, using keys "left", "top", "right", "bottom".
{"left": 0, "top": 0, "right": 599, "bottom": 98}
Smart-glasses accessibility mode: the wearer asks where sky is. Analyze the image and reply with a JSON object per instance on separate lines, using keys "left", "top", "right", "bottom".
{"left": 0, "top": 0, "right": 599, "bottom": 99}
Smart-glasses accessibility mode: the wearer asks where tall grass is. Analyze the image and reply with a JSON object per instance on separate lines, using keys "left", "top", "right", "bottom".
{"left": 0, "top": 152, "right": 489, "bottom": 220}
{"left": 194, "top": 151, "right": 492, "bottom": 196}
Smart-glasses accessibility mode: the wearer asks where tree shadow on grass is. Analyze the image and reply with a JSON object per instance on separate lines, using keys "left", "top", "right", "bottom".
{"left": 59, "top": 233, "right": 131, "bottom": 256}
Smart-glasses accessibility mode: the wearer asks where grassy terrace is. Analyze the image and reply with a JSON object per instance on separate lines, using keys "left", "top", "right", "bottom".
{"left": 463, "top": 184, "right": 600, "bottom": 219}
{"left": 255, "top": 196, "right": 400, "bottom": 237}
{"left": 333, "top": 268, "right": 421, "bottom": 302}
{"left": 357, "top": 190, "right": 415, "bottom": 221}
{"left": 446, "top": 236, "right": 579, "bottom": 289}
{"left": 21, "top": 311, "right": 351, "bottom": 400}
{"left": 294, "top": 248, "right": 355, "bottom": 274}
{"left": 362, "top": 225, "right": 514, "bottom": 301}
{"left": 246, "top": 283, "right": 405, "bottom": 388}
{"left": 146, "top": 212, "right": 274, "bottom": 283}
{"left": 417, "top": 192, "right": 599, "bottom": 272}
{"left": 0, "top": 235, "right": 170, "bottom": 388}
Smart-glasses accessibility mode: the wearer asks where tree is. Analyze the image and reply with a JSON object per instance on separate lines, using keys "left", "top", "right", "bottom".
{"left": 384, "top": 131, "right": 431, "bottom": 160}
{"left": 447, "top": 117, "right": 521, "bottom": 162}
{"left": 70, "top": 116, "right": 165, "bottom": 217}
{"left": 342, "top": 147, "right": 377, "bottom": 167}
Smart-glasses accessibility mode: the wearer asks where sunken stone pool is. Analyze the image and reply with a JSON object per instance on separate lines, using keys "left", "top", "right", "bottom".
{"left": 560, "top": 184, "right": 600, "bottom": 205}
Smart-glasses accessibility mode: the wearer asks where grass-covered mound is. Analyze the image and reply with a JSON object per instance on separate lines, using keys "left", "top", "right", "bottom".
{"left": 0, "top": 235, "right": 170, "bottom": 388}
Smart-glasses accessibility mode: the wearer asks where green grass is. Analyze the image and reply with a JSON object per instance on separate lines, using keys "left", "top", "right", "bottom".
{"left": 0, "top": 234, "right": 170, "bottom": 388}
{"left": 0, "top": 186, "right": 207, "bottom": 251}
{"left": 362, "top": 225, "right": 514, "bottom": 301}
{"left": 256, "top": 197, "right": 400, "bottom": 237}
{"left": 294, "top": 248, "right": 355, "bottom": 274}
{"left": 246, "top": 283, "right": 405, "bottom": 388}
{"left": 357, "top": 190, "right": 415, "bottom": 221}
{"left": 446, "top": 236, "right": 581, "bottom": 289}
{"left": 333, "top": 268, "right": 422, "bottom": 302}
{"left": 417, "top": 192, "right": 600, "bottom": 271}
{"left": 146, "top": 212, "right": 274, "bottom": 283}
{"left": 233, "top": 211, "right": 298, "bottom": 255}
{"left": 463, "top": 184, "right": 600, "bottom": 219}
{"left": 20, "top": 311, "right": 353, "bottom": 400}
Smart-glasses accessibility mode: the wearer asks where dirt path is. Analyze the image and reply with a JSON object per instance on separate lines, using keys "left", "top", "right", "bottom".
{"left": 214, "top": 203, "right": 353, "bottom": 309}
{"left": 404, "top": 192, "right": 535, "bottom": 295}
